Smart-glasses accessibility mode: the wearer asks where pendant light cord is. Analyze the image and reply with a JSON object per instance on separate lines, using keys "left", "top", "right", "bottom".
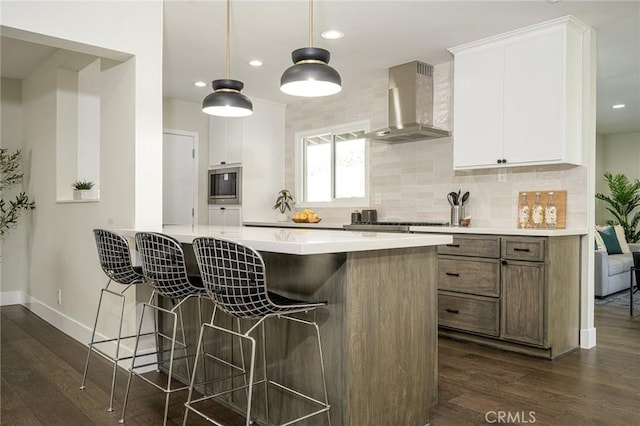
{"left": 309, "top": 0, "right": 313, "bottom": 47}
{"left": 226, "top": 0, "right": 231, "bottom": 79}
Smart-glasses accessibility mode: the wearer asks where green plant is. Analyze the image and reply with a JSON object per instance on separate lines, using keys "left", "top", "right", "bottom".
{"left": 595, "top": 172, "right": 640, "bottom": 243}
{"left": 272, "top": 189, "right": 294, "bottom": 214}
{"left": 71, "top": 180, "right": 95, "bottom": 190}
{"left": 1, "top": 148, "right": 35, "bottom": 238}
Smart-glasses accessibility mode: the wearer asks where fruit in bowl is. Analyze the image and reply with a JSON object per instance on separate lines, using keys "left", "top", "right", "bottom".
{"left": 292, "top": 209, "right": 321, "bottom": 223}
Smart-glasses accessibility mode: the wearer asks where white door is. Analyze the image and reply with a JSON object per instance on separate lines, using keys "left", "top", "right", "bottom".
{"left": 163, "top": 132, "right": 196, "bottom": 226}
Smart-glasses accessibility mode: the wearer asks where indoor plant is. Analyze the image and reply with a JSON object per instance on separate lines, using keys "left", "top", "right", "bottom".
{"left": 595, "top": 172, "right": 640, "bottom": 243}
{"left": 71, "top": 179, "right": 95, "bottom": 200}
{"left": 1, "top": 148, "right": 35, "bottom": 238}
{"left": 273, "top": 189, "right": 294, "bottom": 221}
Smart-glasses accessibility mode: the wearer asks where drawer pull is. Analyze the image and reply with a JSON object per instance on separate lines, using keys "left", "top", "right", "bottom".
{"left": 513, "top": 248, "right": 530, "bottom": 252}
{"left": 445, "top": 308, "right": 459, "bottom": 314}
{"left": 446, "top": 244, "right": 460, "bottom": 248}
{"left": 445, "top": 272, "right": 460, "bottom": 277}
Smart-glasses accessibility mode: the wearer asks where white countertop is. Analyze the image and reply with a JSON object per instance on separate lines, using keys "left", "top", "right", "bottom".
{"left": 410, "top": 226, "right": 588, "bottom": 236}
{"left": 118, "top": 225, "right": 453, "bottom": 256}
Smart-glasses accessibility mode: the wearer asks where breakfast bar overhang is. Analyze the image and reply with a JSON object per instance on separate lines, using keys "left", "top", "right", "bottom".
{"left": 119, "top": 225, "right": 452, "bottom": 425}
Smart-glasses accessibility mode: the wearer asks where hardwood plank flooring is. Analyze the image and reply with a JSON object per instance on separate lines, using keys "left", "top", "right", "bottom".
{"left": 1, "top": 304, "right": 638, "bottom": 425}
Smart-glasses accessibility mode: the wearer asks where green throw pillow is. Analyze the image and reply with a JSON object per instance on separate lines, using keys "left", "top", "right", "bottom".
{"left": 597, "top": 226, "right": 623, "bottom": 255}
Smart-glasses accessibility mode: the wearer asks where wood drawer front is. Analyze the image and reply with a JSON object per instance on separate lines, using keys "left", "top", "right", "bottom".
{"left": 502, "top": 237, "right": 545, "bottom": 262}
{"left": 437, "top": 236, "right": 501, "bottom": 258}
{"left": 438, "top": 293, "right": 500, "bottom": 336}
{"left": 438, "top": 256, "right": 500, "bottom": 297}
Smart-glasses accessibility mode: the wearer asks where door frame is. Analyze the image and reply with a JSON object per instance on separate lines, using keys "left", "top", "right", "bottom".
{"left": 162, "top": 128, "right": 199, "bottom": 226}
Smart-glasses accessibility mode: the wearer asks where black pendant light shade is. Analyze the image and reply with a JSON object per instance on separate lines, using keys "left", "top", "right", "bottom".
{"left": 280, "top": 47, "right": 342, "bottom": 97}
{"left": 202, "top": 79, "right": 253, "bottom": 117}
{"left": 202, "top": 0, "right": 253, "bottom": 117}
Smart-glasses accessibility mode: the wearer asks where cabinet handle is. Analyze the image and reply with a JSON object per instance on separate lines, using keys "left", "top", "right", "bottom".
{"left": 220, "top": 161, "right": 226, "bottom": 165}
{"left": 502, "top": 158, "right": 507, "bottom": 163}
{"left": 445, "top": 272, "right": 460, "bottom": 277}
{"left": 445, "top": 308, "right": 459, "bottom": 314}
{"left": 513, "top": 248, "right": 530, "bottom": 252}
{"left": 220, "top": 207, "right": 226, "bottom": 210}
{"left": 502, "top": 260, "right": 508, "bottom": 265}
{"left": 497, "top": 159, "right": 503, "bottom": 164}
{"left": 446, "top": 244, "right": 460, "bottom": 248}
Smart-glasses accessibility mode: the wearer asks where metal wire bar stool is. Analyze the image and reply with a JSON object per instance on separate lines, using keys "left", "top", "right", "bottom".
{"left": 80, "top": 229, "right": 149, "bottom": 412}
{"left": 630, "top": 251, "right": 639, "bottom": 316}
{"left": 184, "top": 237, "right": 331, "bottom": 426}
{"left": 119, "top": 232, "right": 207, "bottom": 425}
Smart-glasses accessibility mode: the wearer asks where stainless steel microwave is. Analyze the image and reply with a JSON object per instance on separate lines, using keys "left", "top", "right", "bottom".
{"left": 208, "top": 167, "right": 241, "bottom": 204}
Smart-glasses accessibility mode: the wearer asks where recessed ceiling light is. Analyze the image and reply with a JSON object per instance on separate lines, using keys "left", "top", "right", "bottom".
{"left": 193, "top": 81, "right": 207, "bottom": 87}
{"left": 321, "top": 30, "right": 344, "bottom": 40}
{"left": 612, "top": 104, "right": 626, "bottom": 109}
{"left": 249, "top": 59, "right": 263, "bottom": 67}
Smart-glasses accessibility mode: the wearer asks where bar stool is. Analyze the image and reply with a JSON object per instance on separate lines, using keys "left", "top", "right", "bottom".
{"left": 119, "top": 232, "right": 207, "bottom": 425}
{"left": 184, "top": 237, "right": 331, "bottom": 426}
{"left": 80, "top": 229, "right": 148, "bottom": 412}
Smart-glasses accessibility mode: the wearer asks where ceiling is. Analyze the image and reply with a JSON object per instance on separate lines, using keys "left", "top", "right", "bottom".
{"left": 2, "top": 1, "right": 639, "bottom": 135}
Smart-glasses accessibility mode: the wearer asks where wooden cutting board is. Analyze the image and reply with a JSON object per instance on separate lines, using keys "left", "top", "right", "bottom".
{"left": 517, "top": 190, "right": 566, "bottom": 229}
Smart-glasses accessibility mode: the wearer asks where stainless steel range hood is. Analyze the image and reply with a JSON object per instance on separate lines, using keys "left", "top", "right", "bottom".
{"left": 364, "top": 61, "right": 451, "bottom": 143}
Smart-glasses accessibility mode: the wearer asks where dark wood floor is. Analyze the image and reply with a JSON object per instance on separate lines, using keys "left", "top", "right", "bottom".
{"left": 1, "top": 304, "right": 638, "bottom": 425}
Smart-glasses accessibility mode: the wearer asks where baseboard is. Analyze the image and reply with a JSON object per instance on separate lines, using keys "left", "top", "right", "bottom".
{"left": 580, "top": 327, "right": 597, "bottom": 349}
{"left": 1, "top": 290, "right": 26, "bottom": 306}
{"left": 18, "top": 293, "right": 157, "bottom": 371}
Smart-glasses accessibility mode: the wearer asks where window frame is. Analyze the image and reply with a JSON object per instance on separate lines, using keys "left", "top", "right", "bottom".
{"left": 294, "top": 120, "right": 370, "bottom": 208}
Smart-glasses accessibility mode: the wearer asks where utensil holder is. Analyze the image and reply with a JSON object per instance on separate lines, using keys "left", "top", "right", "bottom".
{"left": 450, "top": 206, "right": 464, "bottom": 227}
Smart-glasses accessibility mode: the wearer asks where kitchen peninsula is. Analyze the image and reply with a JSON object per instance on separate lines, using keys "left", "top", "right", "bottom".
{"left": 119, "top": 225, "right": 452, "bottom": 425}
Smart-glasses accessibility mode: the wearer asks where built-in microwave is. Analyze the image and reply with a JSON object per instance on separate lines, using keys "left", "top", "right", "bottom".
{"left": 208, "top": 167, "right": 241, "bottom": 204}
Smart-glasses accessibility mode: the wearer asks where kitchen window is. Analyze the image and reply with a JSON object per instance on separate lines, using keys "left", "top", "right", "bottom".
{"left": 295, "top": 121, "right": 369, "bottom": 207}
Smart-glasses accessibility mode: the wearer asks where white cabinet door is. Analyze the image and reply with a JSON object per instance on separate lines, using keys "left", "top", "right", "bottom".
{"left": 209, "top": 206, "right": 241, "bottom": 226}
{"left": 452, "top": 44, "right": 504, "bottom": 169}
{"left": 450, "top": 17, "right": 586, "bottom": 170}
{"left": 209, "top": 117, "right": 243, "bottom": 166}
{"left": 503, "top": 28, "right": 565, "bottom": 165}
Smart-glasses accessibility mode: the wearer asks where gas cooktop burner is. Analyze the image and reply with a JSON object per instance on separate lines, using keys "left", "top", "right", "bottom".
{"left": 343, "top": 220, "right": 450, "bottom": 232}
{"left": 354, "top": 221, "right": 450, "bottom": 226}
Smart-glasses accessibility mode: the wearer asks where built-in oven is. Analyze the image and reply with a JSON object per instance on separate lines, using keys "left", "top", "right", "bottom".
{"left": 208, "top": 167, "right": 241, "bottom": 204}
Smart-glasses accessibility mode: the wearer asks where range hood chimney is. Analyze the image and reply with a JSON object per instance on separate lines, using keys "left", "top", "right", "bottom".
{"left": 364, "top": 61, "right": 451, "bottom": 143}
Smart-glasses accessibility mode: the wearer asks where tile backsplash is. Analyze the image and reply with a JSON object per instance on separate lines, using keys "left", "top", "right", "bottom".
{"left": 284, "top": 62, "right": 587, "bottom": 229}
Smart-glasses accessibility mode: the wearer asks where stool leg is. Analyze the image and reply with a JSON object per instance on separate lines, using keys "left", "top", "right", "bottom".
{"left": 178, "top": 303, "right": 191, "bottom": 385}
{"left": 80, "top": 282, "right": 109, "bottom": 392}
{"left": 245, "top": 335, "right": 257, "bottom": 426}
{"left": 183, "top": 320, "right": 208, "bottom": 426}
{"left": 107, "top": 288, "right": 127, "bottom": 412}
{"left": 260, "top": 321, "right": 269, "bottom": 426}
{"left": 119, "top": 301, "right": 148, "bottom": 424}
{"left": 162, "top": 308, "right": 179, "bottom": 426}
{"left": 631, "top": 269, "right": 634, "bottom": 316}
{"left": 313, "top": 321, "right": 331, "bottom": 426}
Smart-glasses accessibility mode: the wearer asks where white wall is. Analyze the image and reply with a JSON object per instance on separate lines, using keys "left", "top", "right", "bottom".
{"left": 0, "top": 0, "right": 163, "bottom": 346}
{"left": 0, "top": 77, "right": 27, "bottom": 299}
{"left": 162, "top": 98, "right": 210, "bottom": 225}
{"left": 595, "top": 131, "right": 640, "bottom": 224}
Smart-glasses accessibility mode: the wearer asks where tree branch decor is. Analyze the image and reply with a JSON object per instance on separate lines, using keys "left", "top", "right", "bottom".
{"left": 1, "top": 148, "right": 35, "bottom": 238}
{"left": 595, "top": 172, "right": 640, "bottom": 243}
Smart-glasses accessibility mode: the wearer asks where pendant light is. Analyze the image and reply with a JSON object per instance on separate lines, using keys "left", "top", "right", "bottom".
{"left": 280, "top": 0, "right": 342, "bottom": 97}
{"left": 202, "top": 0, "right": 253, "bottom": 117}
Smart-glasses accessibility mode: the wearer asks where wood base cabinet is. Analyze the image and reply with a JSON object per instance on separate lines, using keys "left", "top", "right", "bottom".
{"left": 437, "top": 234, "right": 580, "bottom": 359}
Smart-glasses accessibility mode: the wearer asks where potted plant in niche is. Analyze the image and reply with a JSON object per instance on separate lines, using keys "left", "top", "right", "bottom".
{"left": 71, "top": 179, "right": 95, "bottom": 200}
{"left": 595, "top": 172, "right": 640, "bottom": 243}
{"left": 273, "top": 189, "right": 294, "bottom": 222}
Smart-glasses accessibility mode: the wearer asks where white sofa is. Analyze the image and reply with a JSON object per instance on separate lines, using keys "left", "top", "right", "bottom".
{"left": 594, "top": 243, "right": 640, "bottom": 297}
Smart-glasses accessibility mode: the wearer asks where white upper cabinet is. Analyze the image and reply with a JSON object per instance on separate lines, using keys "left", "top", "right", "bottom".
{"left": 209, "top": 116, "right": 243, "bottom": 166}
{"left": 449, "top": 16, "right": 589, "bottom": 170}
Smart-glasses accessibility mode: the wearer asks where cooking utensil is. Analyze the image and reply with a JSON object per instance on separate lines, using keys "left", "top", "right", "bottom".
{"left": 447, "top": 193, "right": 455, "bottom": 206}
{"left": 461, "top": 191, "right": 470, "bottom": 206}
{"left": 448, "top": 191, "right": 458, "bottom": 205}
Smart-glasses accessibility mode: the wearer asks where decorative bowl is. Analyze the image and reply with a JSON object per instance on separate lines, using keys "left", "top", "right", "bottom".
{"left": 292, "top": 218, "right": 322, "bottom": 223}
